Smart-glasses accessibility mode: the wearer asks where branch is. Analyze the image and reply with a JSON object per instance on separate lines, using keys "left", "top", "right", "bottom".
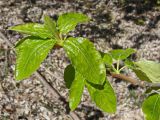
{"left": 110, "top": 72, "right": 160, "bottom": 88}
{"left": 1, "top": 31, "right": 80, "bottom": 120}
{"left": 0, "top": 32, "right": 14, "bottom": 47}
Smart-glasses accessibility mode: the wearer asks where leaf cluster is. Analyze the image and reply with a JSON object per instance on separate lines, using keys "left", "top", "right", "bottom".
{"left": 9, "top": 13, "right": 116, "bottom": 113}
{"left": 9, "top": 12, "right": 160, "bottom": 119}
{"left": 103, "top": 49, "right": 160, "bottom": 120}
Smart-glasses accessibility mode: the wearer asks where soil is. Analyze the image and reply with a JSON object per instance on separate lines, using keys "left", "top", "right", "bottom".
{"left": 0, "top": 0, "right": 160, "bottom": 120}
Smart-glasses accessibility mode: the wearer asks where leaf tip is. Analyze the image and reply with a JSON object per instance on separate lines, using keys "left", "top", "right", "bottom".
{"left": 8, "top": 26, "right": 14, "bottom": 31}
{"left": 43, "top": 14, "right": 50, "bottom": 20}
{"left": 69, "top": 102, "right": 76, "bottom": 111}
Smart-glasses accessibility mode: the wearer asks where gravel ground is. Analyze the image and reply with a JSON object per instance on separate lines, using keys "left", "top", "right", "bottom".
{"left": 0, "top": 0, "right": 160, "bottom": 120}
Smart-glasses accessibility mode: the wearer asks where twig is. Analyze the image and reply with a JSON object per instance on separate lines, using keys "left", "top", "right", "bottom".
{"left": 147, "top": 83, "right": 160, "bottom": 88}
{"left": 35, "top": 71, "right": 61, "bottom": 98}
{"left": 0, "top": 32, "right": 14, "bottom": 48}
{"left": 1, "top": 31, "right": 80, "bottom": 120}
{"left": 35, "top": 71, "right": 80, "bottom": 120}
{"left": 110, "top": 72, "right": 160, "bottom": 88}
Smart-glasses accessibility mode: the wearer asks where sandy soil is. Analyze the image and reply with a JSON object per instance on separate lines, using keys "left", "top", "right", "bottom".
{"left": 0, "top": 0, "right": 160, "bottom": 119}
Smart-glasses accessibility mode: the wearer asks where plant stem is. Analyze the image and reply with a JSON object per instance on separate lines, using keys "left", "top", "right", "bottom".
{"left": 112, "top": 65, "right": 119, "bottom": 74}
{"left": 59, "top": 33, "right": 63, "bottom": 41}
{"left": 119, "top": 66, "right": 126, "bottom": 72}
{"left": 110, "top": 72, "right": 160, "bottom": 88}
{"left": 116, "top": 60, "right": 120, "bottom": 71}
{"left": 110, "top": 72, "right": 141, "bottom": 86}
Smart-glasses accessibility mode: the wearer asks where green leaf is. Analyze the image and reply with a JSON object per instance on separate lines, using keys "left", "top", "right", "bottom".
{"left": 64, "top": 37, "right": 106, "bottom": 85}
{"left": 57, "top": 12, "right": 89, "bottom": 34}
{"left": 44, "top": 15, "right": 57, "bottom": 38}
{"left": 142, "top": 94, "right": 160, "bottom": 120}
{"left": 9, "top": 23, "right": 53, "bottom": 39}
{"left": 103, "top": 53, "right": 113, "bottom": 66}
{"left": 110, "top": 48, "right": 136, "bottom": 60}
{"left": 69, "top": 68, "right": 85, "bottom": 111}
{"left": 133, "top": 69, "right": 151, "bottom": 82}
{"left": 124, "top": 59, "right": 135, "bottom": 69}
{"left": 86, "top": 80, "right": 117, "bottom": 113}
{"left": 64, "top": 64, "right": 85, "bottom": 110}
{"left": 134, "top": 60, "right": 160, "bottom": 83}
{"left": 16, "top": 36, "right": 56, "bottom": 80}
{"left": 64, "top": 64, "right": 75, "bottom": 89}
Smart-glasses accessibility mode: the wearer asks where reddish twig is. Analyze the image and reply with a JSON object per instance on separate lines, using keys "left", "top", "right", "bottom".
{"left": 110, "top": 72, "right": 160, "bottom": 88}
